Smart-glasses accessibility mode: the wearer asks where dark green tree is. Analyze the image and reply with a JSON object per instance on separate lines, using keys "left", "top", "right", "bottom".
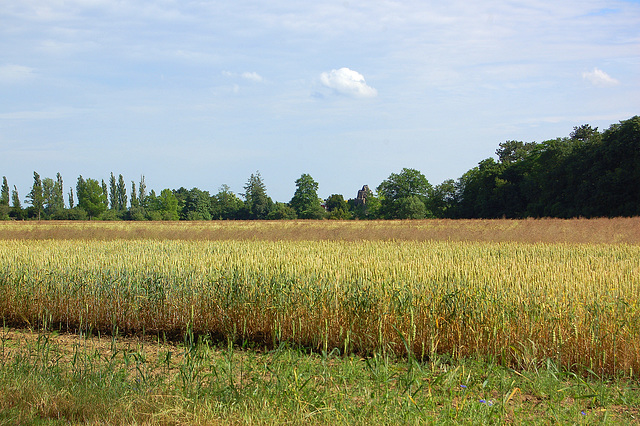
{"left": 242, "top": 171, "right": 272, "bottom": 220}
{"left": 11, "top": 186, "right": 21, "bottom": 209}
{"left": 144, "top": 190, "right": 160, "bottom": 220}
{"left": 267, "top": 202, "right": 298, "bottom": 219}
{"left": 325, "top": 194, "right": 351, "bottom": 219}
{"left": 570, "top": 124, "right": 600, "bottom": 143}
{"left": 26, "top": 171, "right": 44, "bottom": 220}
{"left": 128, "top": 181, "right": 146, "bottom": 220}
{"left": 54, "top": 173, "right": 64, "bottom": 212}
{"left": 454, "top": 159, "right": 508, "bottom": 218}
{"left": 117, "top": 174, "right": 127, "bottom": 211}
{"left": 76, "top": 176, "right": 107, "bottom": 219}
{"left": 11, "top": 185, "right": 25, "bottom": 220}
{"left": 0, "top": 177, "right": 9, "bottom": 219}
{"left": 289, "top": 173, "right": 324, "bottom": 219}
{"left": 130, "top": 181, "right": 138, "bottom": 208}
{"left": 430, "top": 179, "right": 457, "bottom": 218}
{"left": 1, "top": 177, "right": 9, "bottom": 206}
{"left": 377, "top": 168, "right": 433, "bottom": 219}
{"left": 155, "top": 189, "right": 179, "bottom": 220}
{"left": 495, "top": 140, "right": 537, "bottom": 164}
{"left": 109, "top": 172, "right": 117, "bottom": 210}
{"left": 42, "top": 177, "right": 55, "bottom": 216}
{"left": 43, "top": 173, "right": 65, "bottom": 219}
{"left": 176, "top": 187, "right": 211, "bottom": 220}
{"left": 586, "top": 116, "right": 639, "bottom": 217}
{"left": 451, "top": 116, "right": 639, "bottom": 219}
{"left": 138, "top": 176, "right": 147, "bottom": 208}
{"left": 396, "top": 195, "right": 427, "bottom": 219}
{"left": 210, "top": 185, "right": 243, "bottom": 220}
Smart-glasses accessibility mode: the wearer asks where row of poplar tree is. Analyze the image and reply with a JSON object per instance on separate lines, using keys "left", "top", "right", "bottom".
{"left": 1, "top": 116, "right": 638, "bottom": 220}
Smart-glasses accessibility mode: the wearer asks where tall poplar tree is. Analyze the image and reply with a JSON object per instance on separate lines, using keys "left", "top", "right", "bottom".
{"left": 130, "top": 181, "right": 138, "bottom": 208}
{"left": 12, "top": 186, "right": 21, "bottom": 209}
{"left": 0, "top": 176, "right": 9, "bottom": 219}
{"left": 42, "top": 177, "right": 55, "bottom": 214}
{"left": 1, "top": 177, "right": 9, "bottom": 206}
{"left": 54, "top": 173, "right": 64, "bottom": 211}
{"left": 109, "top": 172, "right": 117, "bottom": 210}
{"left": 101, "top": 179, "right": 109, "bottom": 207}
{"left": 117, "top": 174, "right": 127, "bottom": 210}
{"left": 27, "top": 171, "right": 44, "bottom": 220}
{"left": 138, "top": 176, "right": 147, "bottom": 208}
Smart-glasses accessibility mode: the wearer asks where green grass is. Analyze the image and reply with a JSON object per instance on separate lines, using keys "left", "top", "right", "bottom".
{"left": 1, "top": 325, "right": 638, "bottom": 425}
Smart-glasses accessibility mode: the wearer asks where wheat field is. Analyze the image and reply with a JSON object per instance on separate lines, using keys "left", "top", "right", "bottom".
{"left": 1, "top": 219, "right": 638, "bottom": 377}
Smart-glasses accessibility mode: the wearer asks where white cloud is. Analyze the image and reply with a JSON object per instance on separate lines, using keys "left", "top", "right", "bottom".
{"left": 241, "top": 72, "right": 264, "bottom": 82}
{"left": 582, "top": 68, "right": 619, "bottom": 87}
{"left": 222, "top": 71, "right": 264, "bottom": 83}
{"left": 0, "top": 107, "right": 79, "bottom": 120}
{"left": 0, "top": 64, "right": 35, "bottom": 83}
{"left": 320, "top": 68, "right": 377, "bottom": 98}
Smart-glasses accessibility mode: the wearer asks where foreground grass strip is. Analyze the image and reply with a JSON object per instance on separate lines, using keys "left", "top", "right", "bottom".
{"left": 1, "top": 239, "right": 639, "bottom": 377}
{"left": 1, "top": 328, "right": 639, "bottom": 425}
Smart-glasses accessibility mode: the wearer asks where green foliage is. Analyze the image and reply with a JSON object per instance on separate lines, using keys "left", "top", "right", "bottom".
{"left": 41, "top": 173, "right": 65, "bottom": 217}
{"left": 454, "top": 116, "right": 640, "bottom": 218}
{"left": 68, "top": 188, "right": 74, "bottom": 209}
{"left": 325, "top": 194, "right": 352, "bottom": 220}
{"left": 0, "top": 177, "right": 10, "bottom": 220}
{"left": 377, "top": 168, "right": 433, "bottom": 219}
{"left": 117, "top": 174, "right": 127, "bottom": 211}
{"left": 129, "top": 181, "right": 138, "bottom": 208}
{"left": 395, "top": 195, "right": 427, "bottom": 219}
{"left": 157, "top": 189, "right": 179, "bottom": 220}
{"left": 267, "top": 202, "right": 298, "bottom": 219}
{"left": 175, "top": 187, "right": 211, "bottom": 220}
{"left": 76, "top": 176, "right": 107, "bottom": 220}
{"left": 210, "top": 185, "right": 244, "bottom": 220}
{"left": 109, "top": 172, "right": 117, "bottom": 210}
{"left": 289, "top": 174, "right": 324, "bottom": 219}
{"left": 67, "top": 206, "right": 88, "bottom": 220}
{"left": 138, "top": 176, "right": 147, "bottom": 208}
{"left": 26, "top": 172, "right": 44, "bottom": 220}
{"left": 242, "top": 172, "right": 273, "bottom": 220}
{"left": 430, "top": 179, "right": 457, "bottom": 218}
{"left": 99, "top": 209, "right": 122, "bottom": 221}
{"left": 495, "top": 140, "right": 537, "bottom": 164}
{"left": 0, "top": 177, "right": 9, "bottom": 206}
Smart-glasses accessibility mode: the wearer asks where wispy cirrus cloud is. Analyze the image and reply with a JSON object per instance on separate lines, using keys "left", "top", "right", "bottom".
{"left": 320, "top": 67, "right": 377, "bottom": 98}
{"left": 241, "top": 72, "right": 264, "bottom": 83}
{"left": 582, "top": 67, "right": 619, "bottom": 87}
{"left": 223, "top": 71, "right": 265, "bottom": 83}
{"left": 0, "top": 64, "right": 35, "bottom": 83}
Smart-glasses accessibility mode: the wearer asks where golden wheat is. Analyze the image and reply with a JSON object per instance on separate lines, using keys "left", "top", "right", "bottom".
{"left": 1, "top": 235, "right": 638, "bottom": 377}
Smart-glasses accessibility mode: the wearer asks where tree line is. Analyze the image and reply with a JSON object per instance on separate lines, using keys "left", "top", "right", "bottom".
{"left": 1, "top": 116, "right": 638, "bottom": 221}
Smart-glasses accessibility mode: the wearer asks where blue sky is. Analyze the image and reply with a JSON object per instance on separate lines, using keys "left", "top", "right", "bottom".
{"left": 1, "top": 0, "right": 639, "bottom": 203}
